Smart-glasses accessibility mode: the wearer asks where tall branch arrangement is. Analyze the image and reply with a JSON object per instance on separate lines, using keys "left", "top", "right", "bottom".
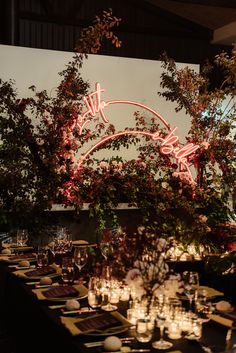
{"left": 0, "top": 9, "right": 121, "bottom": 229}
{"left": 0, "top": 10, "right": 235, "bottom": 253}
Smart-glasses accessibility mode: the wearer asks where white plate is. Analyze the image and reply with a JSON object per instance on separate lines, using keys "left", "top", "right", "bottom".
{"left": 23, "top": 266, "right": 61, "bottom": 280}
{"left": 185, "top": 334, "right": 199, "bottom": 340}
{"left": 46, "top": 293, "right": 88, "bottom": 302}
{"left": 83, "top": 326, "right": 129, "bottom": 336}
{"left": 40, "top": 284, "right": 88, "bottom": 302}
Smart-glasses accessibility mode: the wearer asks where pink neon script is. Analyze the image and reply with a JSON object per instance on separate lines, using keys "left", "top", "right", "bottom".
{"left": 72, "top": 83, "right": 199, "bottom": 184}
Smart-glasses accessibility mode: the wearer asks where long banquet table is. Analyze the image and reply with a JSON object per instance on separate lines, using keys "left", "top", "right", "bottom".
{"left": 0, "top": 262, "right": 235, "bottom": 353}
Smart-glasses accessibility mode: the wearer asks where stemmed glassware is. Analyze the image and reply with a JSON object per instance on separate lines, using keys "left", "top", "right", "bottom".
{"left": 152, "top": 307, "right": 173, "bottom": 350}
{"left": 101, "top": 266, "right": 118, "bottom": 312}
{"left": 16, "top": 229, "right": 29, "bottom": 247}
{"left": 100, "top": 229, "right": 114, "bottom": 262}
{"left": 74, "top": 247, "right": 88, "bottom": 276}
{"left": 182, "top": 271, "right": 199, "bottom": 311}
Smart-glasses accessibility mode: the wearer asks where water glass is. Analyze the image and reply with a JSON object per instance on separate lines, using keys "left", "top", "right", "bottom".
{"left": 88, "top": 277, "right": 103, "bottom": 308}
{"left": 191, "top": 319, "right": 202, "bottom": 339}
{"left": 168, "top": 321, "right": 182, "bottom": 339}
{"left": 37, "top": 246, "right": 49, "bottom": 267}
{"left": 136, "top": 316, "right": 154, "bottom": 343}
{"left": 61, "top": 256, "right": 75, "bottom": 284}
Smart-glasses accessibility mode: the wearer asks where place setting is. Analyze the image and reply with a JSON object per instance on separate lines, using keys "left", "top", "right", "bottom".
{"left": 0, "top": 24, "right": 236, "bottom": 353}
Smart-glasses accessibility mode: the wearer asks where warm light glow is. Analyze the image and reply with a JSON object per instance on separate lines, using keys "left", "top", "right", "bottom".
{"left": 72, "top": 83, "right": 199, "bottom": 184}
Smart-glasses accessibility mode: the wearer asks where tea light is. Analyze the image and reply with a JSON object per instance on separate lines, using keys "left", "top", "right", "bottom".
{"left": 137, "top": 320, "right": 147, "bottom": 333}
{"left": 110, "top": 289, "right": 120, "bottom": 304}
{"left": 127, "top": 308, "right": 137, "bottom": 325}
{"left": 168, "top": 321, "right": 181, "bottom": 339}
{"left": 192, "top": 319, "right": 202, "bottom": 339}
{"left": 120, "top": 286, "right": 130, "bottom": 301}
{"left": 181, "top": 317, "right": 192, "bottom": 333}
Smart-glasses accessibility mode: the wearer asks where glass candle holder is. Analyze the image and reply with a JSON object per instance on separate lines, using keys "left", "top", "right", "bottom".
{"left": 136, "top": 316, "right": 154, "bottom": 343}
{"left": 168, "top": 321, "right": 182, "bottom": 340}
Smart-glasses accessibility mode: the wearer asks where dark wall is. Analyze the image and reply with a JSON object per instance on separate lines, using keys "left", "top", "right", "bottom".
{"left": 0, "top": 0, "right": 232, "bottom": 66}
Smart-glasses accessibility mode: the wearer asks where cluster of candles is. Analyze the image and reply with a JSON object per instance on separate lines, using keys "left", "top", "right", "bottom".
{"left": 167, "top": 244, "right": 205, "bottom": 261}
{"left": 127, "top": 294, "right": 202, "bottom": 342}
{"left": 88, "top": 277, "right": 131, "bottom": 309}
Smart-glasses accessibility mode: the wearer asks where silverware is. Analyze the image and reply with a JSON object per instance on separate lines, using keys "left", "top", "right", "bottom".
{"left": 101, "top": 350, "right": 150, "bottom": 353}
{"left": 35, "top": 282, "right": 59, "bottom": 288}
{"left": 84, "top": 337, "right": 135, "bottom": 348}
{"left": 48, "top": 304, "right": 65, "bottom": 309}
{"left": 62, "top": 309, "right": 97, "bottom": 315}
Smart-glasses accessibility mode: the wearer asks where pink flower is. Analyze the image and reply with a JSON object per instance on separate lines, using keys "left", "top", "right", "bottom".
{"left": 99, "top": 161, "right": 108, "bottom": 169}
{"left": 202, "top": 141, "right": 209, "bottom": 150}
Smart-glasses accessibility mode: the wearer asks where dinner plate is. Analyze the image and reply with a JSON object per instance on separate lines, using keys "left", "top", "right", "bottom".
{"left": 61, "top": 310, "right": 131, "bottom": 337}
{"left": 33, "top": 284, "right": 88, "bottom": 302}
{"left": 1, "top": 254, "right": 36, "bottom": 264}
{"left": 19, "top": 266, "right": 61, "bottom": 280}
{"left": 83, "top": 326, "right": 129, "bottom": 336}
{"left": 216, "top": 307, "right": 234, "bottom": 313}
{"left": 47, "top": 293, "right": 88, "bottom": 302}
{"left": 2, "top": 244, "right": 33, "bottom": 252}
{"left": 72, "top": 241, "right": 97, "bottom": 248}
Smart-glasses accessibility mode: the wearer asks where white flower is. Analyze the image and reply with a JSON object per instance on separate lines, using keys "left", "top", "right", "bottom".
{"left": 156, "top": 238, "right": 167, "bottom": 252}
{"left": 125, "top": 268, "right": 143, "bottom": 286}
{"left": 117, "top": 162, "right": 123, "bottom": 170}
{"left": 99, "top": 161, "right": 108, "bottom": 169}
{"left": 199, "top": 215, "right": 208, "bottom": 223}
{"left": 36, "top": 138, "right": 44, "bottom": 145}
{"left": 161, "top": 182, "right": 169, "bottom": 189}
{"left": 137, "top": 226, "right": 145, "bottom": 235}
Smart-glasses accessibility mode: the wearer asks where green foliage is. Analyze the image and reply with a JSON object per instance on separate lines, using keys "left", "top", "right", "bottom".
{"left": 0, "top": 9, "right": 121, "bottom": 231}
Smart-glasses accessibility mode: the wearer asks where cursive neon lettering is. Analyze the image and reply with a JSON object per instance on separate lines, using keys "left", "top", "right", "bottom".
{"left": 72, "top": 83, "right": 200, "bottom": 184}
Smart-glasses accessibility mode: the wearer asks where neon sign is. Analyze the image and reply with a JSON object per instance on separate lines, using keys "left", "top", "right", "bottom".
{"left": 71, "top": 83, "right": 199, "bottom": 184}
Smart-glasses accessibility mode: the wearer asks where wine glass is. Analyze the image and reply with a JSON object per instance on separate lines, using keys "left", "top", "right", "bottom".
{"left": 100, "top": 228, "right": 114, "bottom": 262}
{"left": 100, "top": 241, "right": 114, "bottom": 261}
{"left": 74, "top": 247, "right": 88, "bottom": 274}
{"left": 101, "top": 265, "right": 118, "bottom": 312}
{"left": 16, "top": 229, "right": 29, "bottom": 247}
{"left": 182, "top": 271, "right": 199, "bottom": 310}
{"left": 152, "top": 308, "right": 173, "bottom": 350}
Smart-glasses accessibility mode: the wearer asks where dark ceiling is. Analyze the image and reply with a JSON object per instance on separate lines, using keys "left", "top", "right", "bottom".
{"left": 149, "top": 0, "right": 236, "bottom": 44}
{"left": 0, "top": 0, "right": 235, "bottom": 64}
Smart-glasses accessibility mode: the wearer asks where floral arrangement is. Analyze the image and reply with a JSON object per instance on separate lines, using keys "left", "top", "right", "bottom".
{"left": 0, "top": 7, "right": 235, "bottom": 254}
{"left": 0, "top": 9, "right": 121, "bottom": 231}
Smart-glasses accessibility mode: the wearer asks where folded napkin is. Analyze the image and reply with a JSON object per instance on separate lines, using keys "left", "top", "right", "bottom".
{"left": 208, "top": 314, "right": 233, "bottom": 328}
{"left": 61, "top": 311, "right": 131, "bottom": 336}
{"left": 32, "top": 283, "right": 88, "bottom": 301}
{"left": 199, "top": 286, "right": 224, "bottom": 298}
{"left": 0, "top": 252, "right": 36, "bottom": 263}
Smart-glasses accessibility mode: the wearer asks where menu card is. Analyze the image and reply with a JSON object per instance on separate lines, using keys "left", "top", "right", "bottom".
{"left": 26, "top": 266, "right": 56, "bottom": 278}
{"left": 44, "top": 285, "right": 79, "bottom": 299}
{"left": 75, "top": 312, "right": 121, "bottom": 332}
